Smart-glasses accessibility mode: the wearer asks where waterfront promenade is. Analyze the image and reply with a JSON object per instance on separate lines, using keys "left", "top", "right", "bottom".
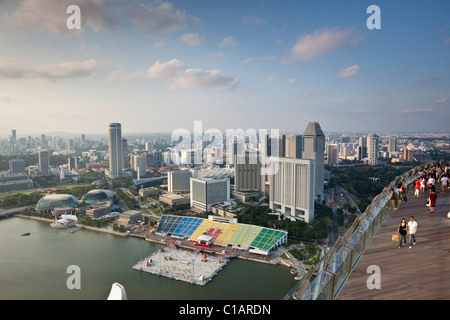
{"left": 337, "top": 186, "right": 450, "bottom": 300}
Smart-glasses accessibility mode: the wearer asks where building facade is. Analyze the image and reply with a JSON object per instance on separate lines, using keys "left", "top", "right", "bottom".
{"left": 190, "top": 177, "right": 230, "bottom": 212}
{"left": 108, "top": 123, "right": 122, "bottom": 179}
{"left": 269, "top": 157, "right": 315, "bottom": 223}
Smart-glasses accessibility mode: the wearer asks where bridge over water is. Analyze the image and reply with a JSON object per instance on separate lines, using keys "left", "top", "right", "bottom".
{"left": 284, "top": 161, "right": 450, "bottom": 300}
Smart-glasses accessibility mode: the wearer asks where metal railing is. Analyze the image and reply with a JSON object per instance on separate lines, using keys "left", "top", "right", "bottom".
{"left": 283, "top": 160, "right": 439, "bottom": 300}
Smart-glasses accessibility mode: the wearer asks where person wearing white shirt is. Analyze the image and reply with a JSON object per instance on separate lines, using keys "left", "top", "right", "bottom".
{"left": 407, "top": 216, "right": 418, "bottom": 249}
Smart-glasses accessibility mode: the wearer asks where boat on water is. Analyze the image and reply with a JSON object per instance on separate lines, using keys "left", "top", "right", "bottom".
{"left": 107, "top": 282, "right": 127, "bottom": 300}
{"left": 21, "top": 232, "right": 30, "bottom": 236}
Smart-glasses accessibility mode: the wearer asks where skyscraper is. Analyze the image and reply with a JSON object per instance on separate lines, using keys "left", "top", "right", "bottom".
{"left": 38, "top": 149, "right": 49, "bottom": 174}
{"left": 121, "top": 138, "right": 128, "bottom": 170}
{"left": 388, "top": 138, "right": 397, "bottom": 154}
{"left": 269, "top": 157, "right": 315, "bottom": 223}
{"left": 108, "top": 123, "right": 122, "bottom": 179}
{"left": 234, "top": 153, "right": 264, "bottom": 192}
{"left": 367, "top": 133, "right": 379, "bottom": 166}
{"left": 302, "top": 122, "right": 325, "bottom": 200}
{"left": 287, "top": 134, "right": 302, "bottom": 159}
{"left": 327, "top": 144, "right": 338, "bottom": 165}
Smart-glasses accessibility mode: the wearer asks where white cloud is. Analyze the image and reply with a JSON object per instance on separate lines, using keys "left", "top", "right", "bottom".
{"left": 4, "top": 0, "right": 116, "bottom": 33}
{"left": 338, "top": 65, "right": 360, "bottom": 78}
{"left": 429, "top": 97, "right": 448, "bottom": 104}
{"left": 240, "top": 56, "right": 277, "bottom": 64}
{"left": 128, "top": 1, "right": 186, "bottom": 33}
{"left": 264, "top": 76, "right": 280, "bottom": 83}
{"left": 170, "top": 68, "right": 238, "bottom": 91}
{"left": 284, "top": 27, "right": 363, "bottom": 63}
{"left": 180, "top": 33, "right": 202, "bottom": 46}
{"left": 112, "top": 59, "right": 238, "bottom": 91}
{"left": 401, "top": 108, "right": 433, "bottom": 113}
{"left": 35, "top": 60, "right": 101, "bottom": 80}
{"left": 286, "top": 78, "right": 299, "bottom": 85}
{"left": 0, "top": 56, "right": 101, "bottom": 81}
{"left": 146, "top": 59, "right": 186, "bottom": 80}
{"left": 219, "top": 36, "right": 237, "bottom": 47}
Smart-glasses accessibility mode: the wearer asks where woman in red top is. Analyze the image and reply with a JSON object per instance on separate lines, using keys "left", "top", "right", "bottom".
{"left": 414, "top": 178, "right": 421, "bottom": 198}
{"left": 429, "top": 186, "right": 437, "bottom": 213}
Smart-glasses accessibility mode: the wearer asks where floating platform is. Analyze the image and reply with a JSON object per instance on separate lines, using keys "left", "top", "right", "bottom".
{"left": 132, "top": 247, "right": 229, "bottom": 286}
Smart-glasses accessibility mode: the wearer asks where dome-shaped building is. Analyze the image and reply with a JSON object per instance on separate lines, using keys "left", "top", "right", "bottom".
{"left": 82, "top": 189, "right": 115, "bottom": 204}
{"left": 36, "top": 194, "right": 78, "bottom": 211}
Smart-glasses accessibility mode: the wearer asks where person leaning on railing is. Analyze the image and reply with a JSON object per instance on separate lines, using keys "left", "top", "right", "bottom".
{"left": 389, "top": 188, "right": 398, "bottom": 211}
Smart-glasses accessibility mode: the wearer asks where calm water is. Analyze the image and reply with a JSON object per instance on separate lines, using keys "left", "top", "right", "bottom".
{"left": 0, "top": 217, "right": 297, "bottom": 300}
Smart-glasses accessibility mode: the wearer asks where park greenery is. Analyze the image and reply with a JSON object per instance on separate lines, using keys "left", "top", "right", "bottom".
{"left": 327, "top": 165, "right": 412, "bottom": 212}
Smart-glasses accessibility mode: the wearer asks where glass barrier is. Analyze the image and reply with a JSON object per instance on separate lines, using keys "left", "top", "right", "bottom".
{"left": 283, "top": 161, "right": 438, "bottom": 300}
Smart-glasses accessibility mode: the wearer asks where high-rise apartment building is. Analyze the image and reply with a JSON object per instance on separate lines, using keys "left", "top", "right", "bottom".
{"left": 269, "top": 157, "right": 315, "bottom": 223}
{"left": 367, "top": 133, "right": 379, "bottom": 165}
{"left": 302, "top": 122, "right": 325, "bottom": 200}
{"left": 108, "top": 123, "right": 122, "bottom": 179}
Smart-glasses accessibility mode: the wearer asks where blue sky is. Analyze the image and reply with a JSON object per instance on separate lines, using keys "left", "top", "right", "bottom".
{"left": 0, "top": 0, "right": 449, "bottom": 136}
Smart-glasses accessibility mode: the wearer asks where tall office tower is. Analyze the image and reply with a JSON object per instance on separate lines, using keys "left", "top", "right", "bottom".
{"left": 153, "top": 150, "right": 163, "bottom": 167}
{"left": 68, "top": 157, "right": 77, "bottom": 171}
{"left": 269, "top": 157, "right": 315, "bottom": 223}
{"left": 302, "top": 122, "right": 325, "bottom": 200}
{"left": 259, "top": 133, "right": 272, "bottom": 157}
{"left": 278, "top": 134, "right": 286, "bottom": 158}
{"left": 108, "top": 123, "right": 122, "bottom": 179}
{"left": 358, "top": 136, "right": 367, "bottom": 158}
{"left": 121, "top": 138, "right": 128, "bottom": 170}
{"left": 132, "top": 154, "right": 147, "bottom": 179}
{"left": 327, "top": 144, "right": 339, "bottom": 165}
{"left": 367, "top": 133, "right": 379, "bottom": 165}
{"left": 190, "top": 177, "right": 230, "bottom": 212}
{"left": 38, "top": 149, "right": 50, "bottom": 174}
{"left": 234, "top": 153, "right": 264, "bottom": 192}
{"left": 388, "top": 138, "right": 397, "bottom": 153}
{"left": 287, "top": 134, "right": 302, "bottom": 159}
{"left": 9, "top": 159, "right": 25, "bottom": 174}
{"left": 168, "top": 170, "right": 191, "bottom": 193}
{"left": 145, "top": 142, "right": 154, "bottom": 153}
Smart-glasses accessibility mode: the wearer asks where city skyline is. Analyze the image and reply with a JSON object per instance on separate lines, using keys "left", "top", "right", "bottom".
{"left": 0, "top": 0, "right": 449, "bottom": 136}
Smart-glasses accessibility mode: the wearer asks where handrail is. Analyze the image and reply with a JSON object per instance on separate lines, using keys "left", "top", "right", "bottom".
{"left": 283, "top": 161, "right": 438, "bottom": 300}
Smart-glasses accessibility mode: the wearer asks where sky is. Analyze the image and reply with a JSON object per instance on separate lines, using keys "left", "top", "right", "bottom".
{"left": 0, "top": 0, "right": 449, "bottom": 137}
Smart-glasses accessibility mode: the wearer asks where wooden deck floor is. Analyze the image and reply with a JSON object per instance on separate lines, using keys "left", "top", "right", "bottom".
{"left": 337, "top": 185, "right": 450, "bottom": 300}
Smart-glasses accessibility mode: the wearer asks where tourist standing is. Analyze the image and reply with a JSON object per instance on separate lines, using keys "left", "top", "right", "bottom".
{"left": 440, "top": 174, "right": 448, "bottom": 194}
{"left": 420, "top": 176, "right": 427, "bottom": 194}
{"left": 414, "top": 178, "right": 421, "bottom": 198}
{"left": 429, "top": 186, "right": 437, "bottom": 213}
{"left": 407, "top": 216, "right": 418, "bottom": 249}
{"left": 397, "top": 218, "right": 408, "bottom": 248}
{"left": 389, "top": 188, "right": 398, "bottom": 211}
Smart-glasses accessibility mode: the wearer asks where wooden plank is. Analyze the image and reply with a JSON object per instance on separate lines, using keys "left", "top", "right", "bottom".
{"left": 337, "top": 183, "right": 450, "bottom": 300}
